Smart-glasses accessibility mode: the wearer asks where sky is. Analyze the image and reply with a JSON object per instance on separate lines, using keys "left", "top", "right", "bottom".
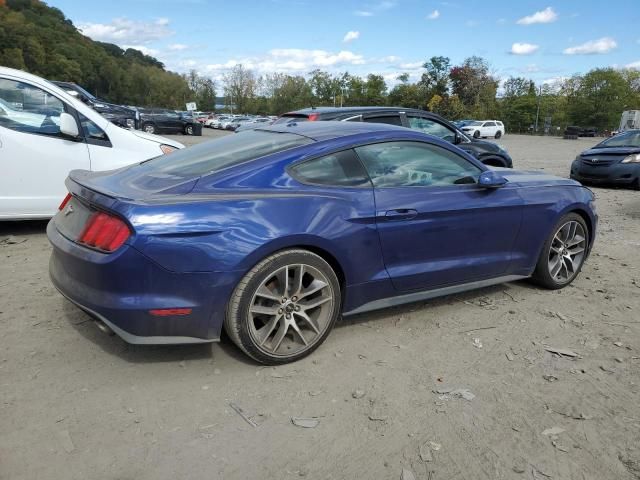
{"left": 48, "top": 0, "right": 640, "bottom": 88}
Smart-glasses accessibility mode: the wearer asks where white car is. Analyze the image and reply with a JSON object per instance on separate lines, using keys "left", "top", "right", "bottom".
{"left": 0, "top": 67, "right": 184, "bottom": 220}
{"left": 461, "top": 120, "right": 505, "bottom": 139}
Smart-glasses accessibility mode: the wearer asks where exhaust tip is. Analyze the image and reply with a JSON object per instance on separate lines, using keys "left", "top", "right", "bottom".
{"left": 95, "top": 320, "right": 115, "bottom": 336}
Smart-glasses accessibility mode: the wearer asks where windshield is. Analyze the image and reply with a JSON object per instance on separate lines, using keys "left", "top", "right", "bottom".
{"left": 597, "top": 130, "right": 640, "bottom": 148}
{"left": 138, "top": 129, "right": 313, "bottom": 178}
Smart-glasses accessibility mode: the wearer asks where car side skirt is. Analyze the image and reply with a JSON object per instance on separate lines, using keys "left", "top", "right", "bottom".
{"left": 344, "top": 274, "right": 528, "bottom": 316}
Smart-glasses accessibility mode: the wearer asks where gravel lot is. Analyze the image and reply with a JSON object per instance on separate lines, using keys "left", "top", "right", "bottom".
{"left": 2, "top": 132, "right": 639, "bottom": 480}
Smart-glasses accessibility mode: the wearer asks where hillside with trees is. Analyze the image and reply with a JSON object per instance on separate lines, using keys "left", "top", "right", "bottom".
{"left": 0, "top": 0, "right": 214, "bottom": 109}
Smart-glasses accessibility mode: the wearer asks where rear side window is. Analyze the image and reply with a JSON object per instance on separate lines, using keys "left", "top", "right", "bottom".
{"left": 290, "top": 150, "right": 370, "bottom": 187}
{"left": 139, "top": 130, "right": 312, "bottom": 178}
{"left": 363, "top": 115, "right": 403, "bottom": 126}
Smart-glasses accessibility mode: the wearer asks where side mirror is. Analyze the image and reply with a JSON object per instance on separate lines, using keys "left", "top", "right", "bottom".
{"left": 59, "top": 112, "right": 80, "bottom": 138}
{"left": 478, "top": 170, "right": 508, "bottom": 188}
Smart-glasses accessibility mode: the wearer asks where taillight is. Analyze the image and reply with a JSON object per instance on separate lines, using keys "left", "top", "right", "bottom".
{"left": 308, "top": 113, "right": 319, "bottom": 121}
{"left": 78, "top": 212, "right": 130, "bottom": 252}
{"left": 59, "top": 193, "right": 72, "bottom": 211}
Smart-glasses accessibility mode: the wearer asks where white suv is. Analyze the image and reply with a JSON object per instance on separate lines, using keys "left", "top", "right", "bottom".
{"left": 0, "top": 67, "right": 185, "bottom": 220}
{"left": 461, "top": 120, "right": 505, "bottom": 139}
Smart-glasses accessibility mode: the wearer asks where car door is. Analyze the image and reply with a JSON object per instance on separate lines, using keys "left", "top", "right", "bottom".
{"left": 354, "top": 140, "right": 523, "bottom": 291}
{"left": 0, "top": 76, "right": 90, "bottom": 219}
{"left": 482, "top": 122, "right": 496, "bottom": 137}
{"left": 164, "top": 111, "right": 183, "bottom": 133}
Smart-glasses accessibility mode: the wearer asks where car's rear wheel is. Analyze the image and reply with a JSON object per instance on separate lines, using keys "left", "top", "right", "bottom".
{"left": 494, "top": 130, "right": 502, "bottom": 139}
{"left": 473, "top": 130, "right": 480, "bottom": 138}
{"left": 225, "top": 249, "right": 341, "bottom": 365}
{"left": 531, "top": 213, "right": 589, "bottom": 289}
{"left": 143, "top": 123, "right": 156, "bottom": 134}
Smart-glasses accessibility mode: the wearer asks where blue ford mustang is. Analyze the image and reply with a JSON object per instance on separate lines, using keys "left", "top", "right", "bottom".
{"left": 48, "top": 122, "right": 597, "bottom": 364}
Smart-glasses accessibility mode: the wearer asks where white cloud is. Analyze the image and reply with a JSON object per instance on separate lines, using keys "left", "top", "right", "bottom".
{"left": 354, "top": 10, "right": 373, "bottom": 16}
{"left": 168, "top": 43, "right": 188, "bottom": 51}
{"left": 353, "top": 1, "right": 397, "bottom": 16}
{"left": 626, "top": 60, "right": 640, "bottom": 70}
{"left": 563, "top": 37, "right": 617, "bottom": 55}
{"left": 122, "top": 45, "right": 159, "bottom": 56}
{"left": 427, "top": 9, "right": 440, "bottom": 20}
{"left": 510, "top": 42, "right": 539, "bottom": 55}
{"left": 399, "top": 61, "right": 424, "bottom": 69}
{"left": 343, "top": 31, "right": 360, "bottom": 43}
{"left": 516, "top": 7, "right": 558, "bottom": 25}
{"left": 78, "top": 17, "right": 173, "bottom": 44}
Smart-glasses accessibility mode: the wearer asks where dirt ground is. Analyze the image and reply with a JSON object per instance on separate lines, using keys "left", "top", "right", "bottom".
{"left": 1, "top": 132, "right": 639, "bottom": 480}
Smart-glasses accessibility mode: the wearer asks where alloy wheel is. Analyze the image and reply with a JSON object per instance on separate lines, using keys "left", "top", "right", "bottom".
{"left": 247, "top": 264, "right": 334, "bottom": 357}
{"left": 547, "top": 220, "right": 586, "bottom": 283}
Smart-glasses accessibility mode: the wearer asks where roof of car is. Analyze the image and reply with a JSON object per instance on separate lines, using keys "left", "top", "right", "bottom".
{"left": 256, "top": 120, "right": 411, "bottom": 141}
{"left": 285, "top": 106, "right": 429, "bottom": 115}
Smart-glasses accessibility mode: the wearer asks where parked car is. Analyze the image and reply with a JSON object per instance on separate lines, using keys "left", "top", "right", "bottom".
{"left": 564, "top": 126, "right": 597, "bottom": 138}
{"left": 616, "top": 110, "right": 640, "bottom": 134}
{"left": 209, "top": 115, "right": 231, "bottom": 128}
{"left": 0, "top": 67, "right": 184, "bottom": 220}
{"left": 570, "top": 129, "right": 640, "bottom": 190}
{"left": 235, "top": 117, "right": 274, "bottom": 132}
{"left": 138, "top": 108, "right": 197, "bottom": 135}
{"left": 227, "top": 117, "right": 252, "bottom": 131}
{"left": 220, "top": 117, "right": 238, "bottom": 130}
{"left": 47, "top": 121, "right": 596, "bottom": 364}
{"left": 460, "top": 120, "right": 505, "bottom": 139}
{"left": 274, "top": 107, "right": 513, "bottom": 167}
{"left": 51, "top": 81, "right": 139, "bottom": 129}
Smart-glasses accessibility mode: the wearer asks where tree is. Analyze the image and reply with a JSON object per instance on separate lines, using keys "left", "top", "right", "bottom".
{"left": 420, "top": 56, "right": 450, "bottom": 98}
{"left": 222, "top": 64, "right": 256, "bottom": 113}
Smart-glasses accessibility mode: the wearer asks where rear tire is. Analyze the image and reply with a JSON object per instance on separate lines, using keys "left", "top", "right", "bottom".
{"left": 225, "top": 249, "right": 341, "bottom": 365}
{"left": 531, "top": 213, "right": 589, "bottom": 290}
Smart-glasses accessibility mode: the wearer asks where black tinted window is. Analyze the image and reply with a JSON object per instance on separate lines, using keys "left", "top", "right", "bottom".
{"left": 363, "top": 115, "right": 403, "bottom": 126}
{"left": 355, "top": 141, "right": 481, "bottom": 188}
{"left": 291, "top": 150, "right": 370, "bottom": 187}
{"left": 139, "top": 130, "right": 312, "bottom": 178}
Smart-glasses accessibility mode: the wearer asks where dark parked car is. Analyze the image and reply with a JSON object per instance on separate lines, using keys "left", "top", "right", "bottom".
{"left": 274, "top": 107, "right": 513, "bottom": 168}
{"left": 48, "top": 121, "right": 596, "bottom": 364}
{"left": 564, "top": 126, "right": 597, "bottom": 139}
{"left": 570, "top": 129, "right": 640, "bottom": 189}
{"left": 51, "top": 81, "right": 139, "bottom": 129}
{"left": 138, "top": 108, "right": 197, "bottom": 135}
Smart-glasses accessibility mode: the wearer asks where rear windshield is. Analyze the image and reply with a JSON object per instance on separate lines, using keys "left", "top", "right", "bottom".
{"left": 273, "top": 114, "right": 310, "bottom": 125}
{"left": 139, "top": 130, "right": 312, "bottom": 178}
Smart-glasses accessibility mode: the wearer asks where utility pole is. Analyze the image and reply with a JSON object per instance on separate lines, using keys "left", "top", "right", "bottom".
{"left": 534, "top": 84, "right": 542, "bottom": 133}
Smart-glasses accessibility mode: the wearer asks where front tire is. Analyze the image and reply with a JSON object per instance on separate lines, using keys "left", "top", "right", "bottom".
{"left": 225, "top": 249, "right": 341, "bottom": 365}
{"left": 531, "top": 213, "right": 589, "bottom": 289}
{"left": 143, "top": 123, "right": 156, "bottom": 134}
{"left": 473, "top": 130, "right": 480, "bottom": 139}
{"left": 185, "top": 125, "right": 194, "bottom": 135}
{"left": 495, "top": 130, "right": 502, "bottom": 139}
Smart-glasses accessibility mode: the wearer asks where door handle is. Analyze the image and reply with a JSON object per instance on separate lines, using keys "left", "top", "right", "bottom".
{"left": 384, "top": 209, "right": 418, "bottom": 221}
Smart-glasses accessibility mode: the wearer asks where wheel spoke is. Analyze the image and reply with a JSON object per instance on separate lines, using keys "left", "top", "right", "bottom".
{"left": 257, "top": 315, "right": 281, "bottom": 346}
{"left": 275, "top": 266, "right": 290, "bottom": 298}
{"left": 289, "top": 321, "right": 308, "bottom": 346}
{"left": 291, "top": 265, "right": 305, "bottom": 297}
{"left": 549, "top": 256, "right": 563, "bottom": 278}
{"left": 255, "top": 285, "right": 282, "bottom": 302}
{"left": 567, "top": 245, "right": 585, "bottom": 255}
{"left": 294, "top": 310, "right": 320, "bottom": 334}
{"left": 300, "top": 295, "right": 332, "bottom": 311}
{"left": 567, "top": 235, "right": 585, "bottom": 247}
{"left": 250, "top": 305, "right": 280, "bottom": 316}
{"left": 271, "top": 321, "right": 289, "bottom": 352}
{"left": 298, "top": 279, "right": 328, "bottom": 300}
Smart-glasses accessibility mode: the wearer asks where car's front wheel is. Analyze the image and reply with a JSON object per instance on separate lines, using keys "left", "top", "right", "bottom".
{"left": 473, "top": 130, "right": 480, "bottom": 138}
{"left": 143, "top": 123, "right": 156, "bottom": 134}
{"left": 225, "top": 249, "right": 341, "bottom": 364}
{"left": 185, "top": 125, "right": 194, "bottom": 135}
{"left": 495, "top": 130, "right": 502, "bottom": 139}
{"left": 531, "top": 213, "right": 589, "bottom": 289}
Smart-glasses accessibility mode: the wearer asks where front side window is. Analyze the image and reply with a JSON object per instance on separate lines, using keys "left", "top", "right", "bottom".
{"left": 78, "top": 113, "right": 110, "bottom": 145}
{"left": 290, "top": 150, "right": 370, "bottom": 187}
{"left": 0, "top": 78, "right": 66, "bottom": 137}
{"left": 407, "top": 116, "right": 456, "bottom": 142}
{"left": 355, "top": 141, "right": 482, "bottom": 188}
